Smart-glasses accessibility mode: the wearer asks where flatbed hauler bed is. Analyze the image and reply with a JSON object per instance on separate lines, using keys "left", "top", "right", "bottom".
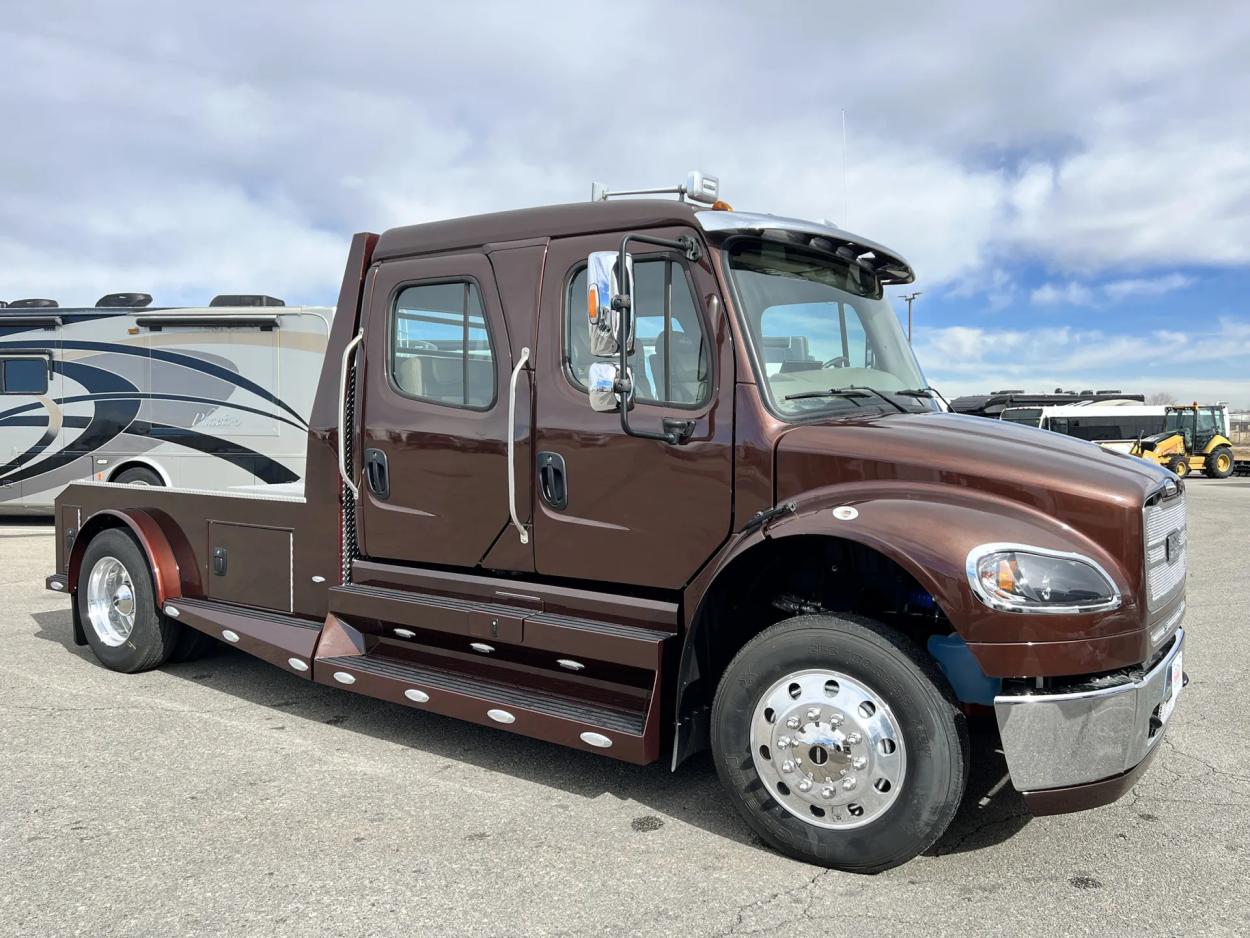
{"left": 46, "top": 180, "right": 1189, "bottom": 872}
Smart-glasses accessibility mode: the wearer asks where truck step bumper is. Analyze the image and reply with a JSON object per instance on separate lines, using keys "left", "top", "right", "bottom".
{"left": 993, "top": 627, "right": 1185, "bottom": 802}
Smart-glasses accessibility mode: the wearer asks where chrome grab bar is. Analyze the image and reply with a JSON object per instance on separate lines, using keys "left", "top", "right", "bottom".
{"left": 508, "top": 347, "right": 531, "bottom": 544}
{"left": 338, "top": 331, "right": 364, "bottom": 500}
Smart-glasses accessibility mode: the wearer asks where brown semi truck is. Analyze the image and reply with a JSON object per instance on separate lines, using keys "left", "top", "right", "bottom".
{"left": 45, "top": 180, "right": 1187, "bottom": 872}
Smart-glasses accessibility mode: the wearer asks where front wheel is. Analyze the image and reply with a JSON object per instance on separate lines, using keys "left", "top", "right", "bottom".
{"left": 1205, "top": 446, "right": 1234, "bottom": 479}
{"left": 1166, "top": 455, "right": 1190, "bottom": 477}
{"left": 711, "top": 614, "right": 968, "bottom": 873}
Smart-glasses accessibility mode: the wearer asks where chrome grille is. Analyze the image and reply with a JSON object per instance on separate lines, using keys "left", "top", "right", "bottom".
{"left": 1144, "top": 489, "right": 1186, "bottom": 610}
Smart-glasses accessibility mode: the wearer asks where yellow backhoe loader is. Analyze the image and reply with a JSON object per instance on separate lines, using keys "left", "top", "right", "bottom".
{"left": 1130, "top": 404, "right": 1235, "bottom": 478}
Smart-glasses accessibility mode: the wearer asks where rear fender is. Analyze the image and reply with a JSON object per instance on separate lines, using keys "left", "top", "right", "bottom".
{"left": 67, "top": 508, "right": 199, "bottom": 607}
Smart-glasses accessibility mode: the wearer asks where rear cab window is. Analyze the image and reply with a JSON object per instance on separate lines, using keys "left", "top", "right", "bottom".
{"left": 390, "top": 281, "right": 496, "bottom": 409}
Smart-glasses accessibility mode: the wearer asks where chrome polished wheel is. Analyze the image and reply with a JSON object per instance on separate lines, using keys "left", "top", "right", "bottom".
{"left": 750, "top": 669, "right": 907, "bottom": 830}
{"left": 86, "top": 556, "right": 137, "bottom": 647}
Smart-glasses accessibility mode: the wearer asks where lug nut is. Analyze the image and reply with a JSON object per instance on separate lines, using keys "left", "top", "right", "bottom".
{"left": 797, "top": 779, "right": 813, "bottom": 793}
{"left": 830, "top": 712, "right": 844, "bottom": 726}
{"left": 781, "top": 760, "right": 797, "bottom": 773}
{"left": 847, "top": 732, "right": 863, "bottom": 744}
{"left": 820, "top": 786, "right": 835, "bottom": 800}
{"left": 786, "top": 717, "right": 801, "bottom": 729}
{"left": 842, "top": 777, "right": 857, "bottom": 791}
{"left": 839, "top": 768, "right": 848, "bottom": 777}
{"left": 852, "top": 756, "right": 867, "bottom": 770}
{"left": 777, "top": 736, "right": 792, "bottom": 749}
{"left": 806, "top": 707, "right": 821, "bottom": 721}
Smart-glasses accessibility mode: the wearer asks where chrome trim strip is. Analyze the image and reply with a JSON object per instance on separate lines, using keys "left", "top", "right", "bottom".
{"left": 337, "top": 331, "right": 364, "bottom": 500}
{"left": 507, "top": 346, "right": 531, "bottom": 545}
{"left": 965, "top": 542, "right": 1122, "bottom": 614}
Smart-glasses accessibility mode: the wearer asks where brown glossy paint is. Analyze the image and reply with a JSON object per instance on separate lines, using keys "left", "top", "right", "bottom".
{"left": 531, "top": 228, "right": 735, "bottom": 589}
{"left": 49, "top": 201, "right": 1181, "bottom": 816}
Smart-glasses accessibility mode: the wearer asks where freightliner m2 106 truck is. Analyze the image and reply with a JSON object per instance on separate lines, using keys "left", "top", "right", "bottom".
{"left": 47, "top": 175, "right": 1187, "bottom": 872}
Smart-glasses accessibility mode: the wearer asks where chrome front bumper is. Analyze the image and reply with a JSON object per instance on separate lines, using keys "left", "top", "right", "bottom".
{"left": 994, "top": 627, "right": 1185, "bottom": 792}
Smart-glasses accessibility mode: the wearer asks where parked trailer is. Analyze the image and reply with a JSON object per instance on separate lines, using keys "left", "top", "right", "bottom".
{"left": 46, "top": 178, "right": 1188, "bottom": 873}
{"left": 0, "top": 297, "right": 333, "bottom": 512}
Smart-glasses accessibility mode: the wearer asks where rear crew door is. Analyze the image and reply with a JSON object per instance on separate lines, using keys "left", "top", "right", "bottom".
{"left": 356, "top": 253, "right": 532, "bottom": 570}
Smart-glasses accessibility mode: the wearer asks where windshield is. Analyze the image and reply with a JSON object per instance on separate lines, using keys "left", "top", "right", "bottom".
{"left": 726, "top": 240, "right": 935, "bottom": 418}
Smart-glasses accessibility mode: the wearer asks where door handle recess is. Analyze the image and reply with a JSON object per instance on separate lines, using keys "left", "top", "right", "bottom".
{"left": 364, "top": 448, "right": 390, "bottom": 500}
{"left": 537, "top": 451, "right": 567, "bottom": 511}
{"left": 507, "top": 347, "right": 531, "bottom": 544}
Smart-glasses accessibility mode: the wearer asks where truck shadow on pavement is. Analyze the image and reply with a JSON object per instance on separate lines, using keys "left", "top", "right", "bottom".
{"left": 30, "top": 606, "right": 1030, "bottom": 864}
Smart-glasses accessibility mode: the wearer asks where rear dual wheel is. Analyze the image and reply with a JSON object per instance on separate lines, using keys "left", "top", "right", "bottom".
{"left": 712, "top": 614, "right": 968, "bottom": 873}
{"left": 77, "top": 530, "right": 203, "bottom": 671}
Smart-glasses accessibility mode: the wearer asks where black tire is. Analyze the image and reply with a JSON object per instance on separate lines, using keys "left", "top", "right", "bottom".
{"left": 1205, "top": 445, "right": 1235, "bottom": 479}
{"left": 77, "top": 529, "right": 179, "bottom": 673}
{"left": 170, "top": 626, "right": 216, "bottom": 662}
{"left": 113, "top": 466, "right": 163, "bottom": 486}
{"left": 1165, "top": 455, "right": 1189, "bottom": 478}
{"left": 711, "top": 614, "right": 968, "bottom": 873}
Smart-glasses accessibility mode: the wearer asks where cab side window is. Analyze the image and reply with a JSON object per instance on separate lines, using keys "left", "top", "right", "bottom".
{"left": 391, "top": 281, "right": 495, "bottom": 409}
{"left": 566, "top": 258, "right": 710, "bottom": 406}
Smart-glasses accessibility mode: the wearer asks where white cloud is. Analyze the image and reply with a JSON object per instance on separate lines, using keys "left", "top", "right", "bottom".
{"left": 1104, "top": 273, "right": 1194, "bottom": 301}
{"left": 1, "top": 0, "right": 1249, "bottom": 312}
{"left": 918, "top": 318, "right": 1250, "bottom": 407}
{"left": 1031, "top": 282, "right": 1096, "bottom": 306}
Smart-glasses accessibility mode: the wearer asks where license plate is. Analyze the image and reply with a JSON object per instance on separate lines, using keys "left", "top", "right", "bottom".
{"left": 1158, "top": 651, "right": 1183, "bottom": 725}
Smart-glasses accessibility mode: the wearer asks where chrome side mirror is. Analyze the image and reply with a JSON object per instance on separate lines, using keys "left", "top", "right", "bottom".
{"left": 586, "top": 250, "right": 633, "bottom": 357}
{"left": 586, "top": 250, "right": 634, "bottom": 412}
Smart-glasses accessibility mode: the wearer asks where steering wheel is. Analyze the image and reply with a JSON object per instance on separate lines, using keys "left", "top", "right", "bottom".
{"left": 822, "top": 356, "right": 849, "bottom": 368}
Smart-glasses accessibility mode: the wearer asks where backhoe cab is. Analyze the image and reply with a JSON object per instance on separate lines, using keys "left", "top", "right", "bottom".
{"left": 1131, "top": 403, "right": 1235, "bottom": 478}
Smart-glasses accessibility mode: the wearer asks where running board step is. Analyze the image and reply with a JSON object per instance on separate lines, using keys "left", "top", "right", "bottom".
{"left": 329, "top": 583, "right": 668, "bottom": 670}
{"left": 162, "top": 597, "right": 320, "bottom": 678}
{"left": 313, "top": 615, "right": 661, "bottom": 763}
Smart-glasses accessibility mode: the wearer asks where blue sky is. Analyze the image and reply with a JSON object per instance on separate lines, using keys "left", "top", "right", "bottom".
{"left": 2, "top": 0, "right": 1248, "bottom": 406}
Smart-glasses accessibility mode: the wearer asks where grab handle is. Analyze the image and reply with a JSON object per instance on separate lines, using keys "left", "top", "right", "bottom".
{"left": 507, "top": 347, "right": 532, "bottom": 544}
{"left": 338, "top": 331, "right": 364, "bottom": 500}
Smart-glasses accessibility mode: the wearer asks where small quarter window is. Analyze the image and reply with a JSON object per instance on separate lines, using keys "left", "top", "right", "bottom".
{"left": 566, "top": 258, "right": 710, "bottom": 406}
{"left": 0, "top": 357, "right": 49, "bottom": 395}
{"left": 391, "top": 281, "right": 495, "bottom": 408}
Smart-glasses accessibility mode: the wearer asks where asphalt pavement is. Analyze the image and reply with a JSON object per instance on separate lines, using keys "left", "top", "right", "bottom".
{"left": 2, "top": 479, "right": 1248, "bottom": 937}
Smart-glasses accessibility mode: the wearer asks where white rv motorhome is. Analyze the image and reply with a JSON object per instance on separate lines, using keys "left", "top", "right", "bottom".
{"left": 0, "top": 294, "right": 333, "bottom": 513}
{"left": 1001, "top": 400, "right": 1232, "bottom": 453}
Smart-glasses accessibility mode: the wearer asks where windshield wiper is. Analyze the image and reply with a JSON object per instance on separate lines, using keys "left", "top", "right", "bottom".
{"left": 842, "top": 385, "right": 909, "bottom": 414}
{"left": 784, "top": 387, "right": 872, "bottom": 403}
{"left": 895, "top": 386, "right": 952, "bottom": 410}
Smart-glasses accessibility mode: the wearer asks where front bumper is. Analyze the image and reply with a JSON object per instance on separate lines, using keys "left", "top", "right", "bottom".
{"left": 994, "top": 627, "right": 1185, "bottom": 802}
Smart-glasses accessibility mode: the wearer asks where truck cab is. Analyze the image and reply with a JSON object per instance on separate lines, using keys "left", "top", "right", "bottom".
{"left": 47, "top": 176, "right": 1188, "bottom": 873}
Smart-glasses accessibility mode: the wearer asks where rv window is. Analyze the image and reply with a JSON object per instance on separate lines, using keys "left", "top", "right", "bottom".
{"left": 0, "top": 357, "right": 49, "bottom": 395}
{"left": 391, "top": 281, "right": 496, "bottom": 409}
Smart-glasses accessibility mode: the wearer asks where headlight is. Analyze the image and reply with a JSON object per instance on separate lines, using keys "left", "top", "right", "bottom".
{"left": 966, "top": 544, "right": 1121, "bottom": 614}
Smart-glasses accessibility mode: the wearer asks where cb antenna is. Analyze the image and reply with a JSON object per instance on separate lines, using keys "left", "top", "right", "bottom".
{"left": 841, "top": 108, "right": 849, "bottom": 227}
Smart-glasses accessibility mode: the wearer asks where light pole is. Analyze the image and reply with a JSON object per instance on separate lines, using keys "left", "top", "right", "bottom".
{"left": 899, "top": 291, "right": 922, "bottom": 343}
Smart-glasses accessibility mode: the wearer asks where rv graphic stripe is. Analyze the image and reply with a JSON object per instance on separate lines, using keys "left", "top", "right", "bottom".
{"left": 0, "top": 339, "right": 308, "bottom": 427}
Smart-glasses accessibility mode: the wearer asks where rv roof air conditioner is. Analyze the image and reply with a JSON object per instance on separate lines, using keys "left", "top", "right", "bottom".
{"left": 210, "top": 295, "right": 285, "bottom": 307}
{"left": 96, "top": 293, "right": 153, "bottom": 309}
{"left": 9, "top": 298, "right": 59, "bottom": 309}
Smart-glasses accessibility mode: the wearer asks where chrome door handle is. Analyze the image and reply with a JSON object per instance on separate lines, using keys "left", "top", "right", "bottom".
{"left": 507, "top": 347, "right": 531, "bottom": 545}
{"left": 337, "top": 331, "right": 364, "bottom": 500}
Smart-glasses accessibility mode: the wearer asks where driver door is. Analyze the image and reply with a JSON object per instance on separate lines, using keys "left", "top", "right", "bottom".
{"left": 531, "top": 230, "right": 734, "bottom": 590}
